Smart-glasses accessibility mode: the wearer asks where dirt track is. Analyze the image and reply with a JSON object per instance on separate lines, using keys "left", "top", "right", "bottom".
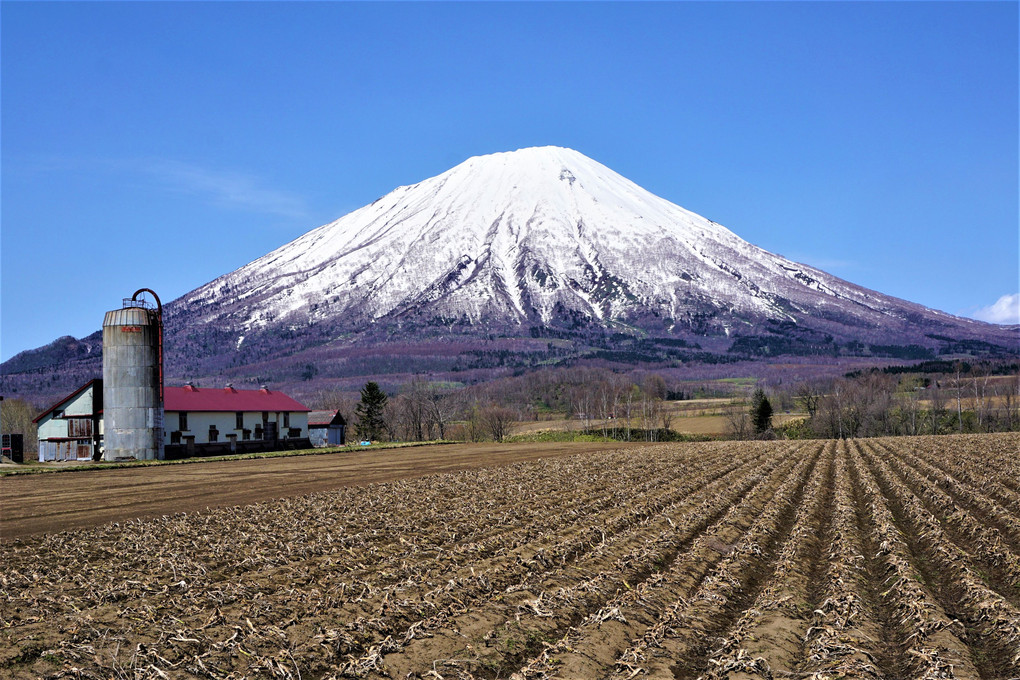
{"left": 0, "top": 441, "right": 648, "bottom": 540}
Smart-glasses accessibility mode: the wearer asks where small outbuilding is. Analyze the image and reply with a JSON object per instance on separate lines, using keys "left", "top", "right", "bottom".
{"left": 308, "top": 410, "right": 347, "bottom": 447}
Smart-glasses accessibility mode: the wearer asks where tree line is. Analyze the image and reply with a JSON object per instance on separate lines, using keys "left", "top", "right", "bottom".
{"left": 316, "top": 368, "right": 686, "bottom": 444}
{"left": 730, "top": 363, "right": 1020, "bottom": 440}
{"left": 4, "top": 361, "right": 1016, "bottom": 458}
{"left": 319, "top": 362, "right": 1020, "bottom": 445}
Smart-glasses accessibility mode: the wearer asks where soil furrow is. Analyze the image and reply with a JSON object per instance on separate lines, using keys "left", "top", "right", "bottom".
{"left": 873, "top": 441, "right": 1020, "bottom": 608}
{"left": 880, "top": 439, "right": 1020, "bottom": 551}
{"left": 504, "top": 443, "right": 819, "bottom": 680}
{"left": 845, "top": 443, "right": 942, "bottom": 678}
{"left": 694, "top": 442, "right": 837, "bottom": 679}
{"left": 797, "top": 440, "right": 888, "bottom": 679}
{"left": 4, "top": 436, "right": 1018, "bottom": 680}
{"left": 632, "top": 442, "right": 823, "bottom": 680}
{"left": 897, "top": 436, "right": 1020, "bottom": 520}
{"left": 856, "top": 440, "right": 1017, "bottom": 680}
{"left": 374, "top": 444, "right": 804, "bottom": 678}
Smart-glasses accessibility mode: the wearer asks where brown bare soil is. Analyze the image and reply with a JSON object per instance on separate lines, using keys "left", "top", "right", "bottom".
{"left": 1, "top": 434, "right": 1018, "bottom": 680}
{"left": 0, "top": 441, "right": 646, "bottom": 540}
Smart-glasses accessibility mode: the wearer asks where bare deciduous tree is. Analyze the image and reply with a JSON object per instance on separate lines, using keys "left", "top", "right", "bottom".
{"left": 972, "top": 367, "right": 991, "bottom": 431}
{"left": 622, "top": 385, "right": 638, "bottom": 441}
{"left": 658, "top": 398, "right": 673, "bottom": 433}
{"left": 795, "top": 382, "right": 823, "bottom": 419}
{"left": 726, "top": 403, "right": 751, "bottom": 440}
{"left": 642, "top": 374, "right": 667, "bottom": 401}
{"left": 481, "top": 405, "right": 516, "bottom": 442}
{"left": 569, "top": 386, "right": 596, "bottom": 434}
{"left": 929, "top": 380, "right": 946, "bottom": 435}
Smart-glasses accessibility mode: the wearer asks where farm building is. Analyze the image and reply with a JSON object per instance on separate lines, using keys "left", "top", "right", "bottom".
{"left": 34, "top": 379, "right": 312, "bottom": 461}
{"left": 163, "top": 384, "right": 311, "bottom": 457}
{"left": 32, "top": 289, "right": 314, "bottom": 462}
{"left": 34, "top": 379, "right": 105, "bottom": 461}
{"left": 308, "top": 409, "right": 347, "bottom": 447}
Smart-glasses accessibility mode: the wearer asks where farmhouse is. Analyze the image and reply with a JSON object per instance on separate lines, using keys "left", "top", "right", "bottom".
{"left": 34, "top": 379, "right": 105, "bottom": 461}
{"left": 308, "top": 409, "right": 347, "bottom": 447}
{"left": 34, "top": 379, "right": 311, "bottom": 461}
{"left": 164, "top": 384, "right": 311, "bottom": 457}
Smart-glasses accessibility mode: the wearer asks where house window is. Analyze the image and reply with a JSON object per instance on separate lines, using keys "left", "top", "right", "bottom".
{"left": 179, "top": 412, "right": 189, "bottom": 431}
{"left": 283, "top": 412, "right": 290, "bottom": 428}
{"left": 236, "top": 412, "right": 244, "bottom": 430}
{"left": 209, "top": 425, "right": 219, "bottom": 442}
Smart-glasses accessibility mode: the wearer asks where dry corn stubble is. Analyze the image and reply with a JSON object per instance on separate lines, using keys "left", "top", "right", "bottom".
{"left": 1, "top": 434, "right": 1019, "bottom": 680}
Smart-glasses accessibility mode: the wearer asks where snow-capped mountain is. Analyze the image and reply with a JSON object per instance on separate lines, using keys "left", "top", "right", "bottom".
{"left": 4, "top": 146, "right": 1015, "bottom": 404}
{"left": 170, "top": 146, "right": 995, "bottom": 343}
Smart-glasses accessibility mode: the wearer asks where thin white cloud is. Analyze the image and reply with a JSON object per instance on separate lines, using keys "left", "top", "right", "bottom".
{"left": 143, "top": 160, "right": 309, "bottom": 219}
{"left": 971, "top": 293, "right": 1020, "bottom": 325}
{"left": 9, "top": 154, "right": 311, "bottom": 220}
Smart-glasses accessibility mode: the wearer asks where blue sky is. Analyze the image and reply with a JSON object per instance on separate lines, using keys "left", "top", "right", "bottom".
{"left": 2, "top": 1, "right": 1017, "bottom": 361}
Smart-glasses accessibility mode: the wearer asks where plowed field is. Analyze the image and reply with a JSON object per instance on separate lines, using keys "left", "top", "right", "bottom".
{"left": 2, "top": 434, "right": 1018, "bottom": 679}
{"left": 0, "top": 442, "right": 644, "bottom": 539}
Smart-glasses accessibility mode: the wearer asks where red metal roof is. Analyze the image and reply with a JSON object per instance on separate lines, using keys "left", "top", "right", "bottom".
{"left": 164, "top": 385, "right": 310, "bottom": 413}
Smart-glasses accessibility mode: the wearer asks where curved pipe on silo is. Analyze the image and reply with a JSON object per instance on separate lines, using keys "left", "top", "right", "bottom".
{"left": 131, "top": 288, "right": 163, "bottom": 405}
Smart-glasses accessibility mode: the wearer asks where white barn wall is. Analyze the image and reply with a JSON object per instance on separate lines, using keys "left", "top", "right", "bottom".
{"left": 166, "top": 411, "right": 308, "bottom": 445}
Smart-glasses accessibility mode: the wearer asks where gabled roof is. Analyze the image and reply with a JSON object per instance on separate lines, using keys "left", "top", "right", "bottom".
{"left": 33, "top": 378, "right": 103, "bottom": 423}
{"left": 308, "top": 410, "right": 346, "bottom": 427}
{"left": 164, "top": 385, "right": 310, "bottom": 413}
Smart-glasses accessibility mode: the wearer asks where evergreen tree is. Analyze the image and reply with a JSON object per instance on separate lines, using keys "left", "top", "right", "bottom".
{"left": 750, "top": 387, "right": 773, "bottom": 435}
{"left": 355, "top": 381, "right": 388, "bottom": 441}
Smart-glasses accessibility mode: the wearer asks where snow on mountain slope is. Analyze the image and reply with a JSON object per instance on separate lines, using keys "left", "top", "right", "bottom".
{"left": 5, "top": 146, "right": 1017, "bottom": 407}
{"left": 172, "top": 146, "right": 984, "bottom": 341}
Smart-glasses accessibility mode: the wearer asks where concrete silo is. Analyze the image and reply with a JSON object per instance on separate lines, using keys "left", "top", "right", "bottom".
{"left": 102, "top": 289, "right": 164, "bottom": 460}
